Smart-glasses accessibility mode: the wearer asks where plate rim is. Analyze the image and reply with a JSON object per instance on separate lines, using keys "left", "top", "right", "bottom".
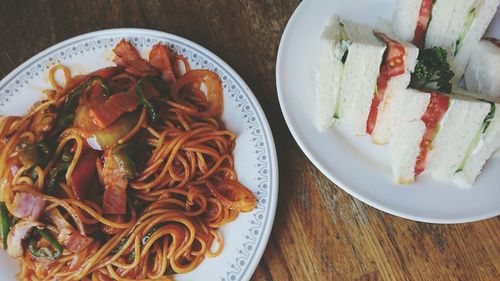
{"left": 0, "top": 28, "right": 279, "bottom": 280}
{"left": 276, "top": 1, "right": 500, "bottom": 224}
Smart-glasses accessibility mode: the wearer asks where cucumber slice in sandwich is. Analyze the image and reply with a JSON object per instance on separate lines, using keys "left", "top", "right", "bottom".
{"left": 452, "top": 89, "right": 500, "bottom": 187}
{"left": 451, "top": 0, "right": 499, "bottom": 83}
{"left": 454, "top": 6, "right": 477, "bottom": 56}
{"left": 456, "top": 102, "right": 495, "bottom": 173}
{"left": 315, "top": 16, "right": 346, "bottom": 130}
{"left": 333, "top": 23, "right": 350, "bottom": 120}
{"left": 393, "top": 0, "right": 499, "bottom": 82}
{"left": 314, "top": 16, "right": 386, "bottom": 135}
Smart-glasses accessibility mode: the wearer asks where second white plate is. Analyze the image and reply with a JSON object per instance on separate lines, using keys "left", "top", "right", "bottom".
{"left": 276, "top": 0, "right": 500, "bottom": 223}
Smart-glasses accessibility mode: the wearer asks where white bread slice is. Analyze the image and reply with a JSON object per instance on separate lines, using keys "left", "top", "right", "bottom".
{"left": 315, "top": 17, "right": 342, "bottom": 130}
{"left": 371, "top": 23, "right": 420, "bottom": 144}
{"left": 392, "top": 0, "right": 422, "bottom": 42}
{"left": 424, "top": 0, "right": 476, "bottom": 52}
{"left": 389, "top": 89, "right": 431, "bottom": 184}
{"left": 375, "top": 18, "right": 394, "bottom": 36}
{"left": 425, "top": 95, "right": 491, "bottom": 183}
{"left": 453, "top": 101, "right": 500, "bottom": 187}
{"left": 464, "top": 39, "right": 500, "bottom": 98}
{"left": 451, "top": 0, "right": 499, "bottom": 83}
{"left": 340, "top": 20, "right": 386, "bottom": 135}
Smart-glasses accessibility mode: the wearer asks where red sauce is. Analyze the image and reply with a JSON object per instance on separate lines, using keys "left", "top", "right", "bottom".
{"left": 414, "top": 93, "right": 450, "bottom": 175}
{"left": 70, "top": 148, "right": 99, "bottom": 200}
{"left": 412, "top": 0, "right": 434, "bottom": 49}
{"left": 366, "top": 33, "right": 406, "bottom": 135}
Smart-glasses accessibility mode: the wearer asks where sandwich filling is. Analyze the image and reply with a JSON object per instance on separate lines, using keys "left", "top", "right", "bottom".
{"left": 414, "top": 93, "right": 450, "bottom": 175}
{"left": 366, "top": 32, "right": 405, "bottom": 134}
{"left": 484, "top": 37, "right": 500, "bottom": 48}
{"left": 454, "top": 4, "right": 478, "bottom": 56}
{"left": 412, "top": 0, "right": 435, "bottom": 48}
{"left": 456, "top": 103, "right": 496, "bottom": 172}
{"left": 333, "top": 22, "right": 350, "bottom": 120}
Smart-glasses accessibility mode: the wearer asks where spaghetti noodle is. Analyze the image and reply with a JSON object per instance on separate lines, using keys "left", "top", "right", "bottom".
{"left": 0, "top": 39, "right": 256, "bottom": 281}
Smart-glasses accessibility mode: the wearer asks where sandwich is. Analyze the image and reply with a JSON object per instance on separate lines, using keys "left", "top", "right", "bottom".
{"left": 316, "top": 17, "right": 419, "bottom": 139}
{"left": 450, "top": 88, "right": 500, "bottom": 187}
{"left": 314, "top": 13, "right": 500, "bottom": 187}
{"left": 464, "top": 38, "right": 500, "bottom": 98}
{"left": 392, "top": 0, "right": 499, "bottom": 81}
{"left": 369, "top": 22, "right": 419, "bottom": 144}
{"left": 390, "top": 88, "right": 497, "bottom": 186}
{"left": 389, "top": 88, "right": 433, "bottom": 184}
{"left": 315, "top": 16, "right": 386, "bottom": 134}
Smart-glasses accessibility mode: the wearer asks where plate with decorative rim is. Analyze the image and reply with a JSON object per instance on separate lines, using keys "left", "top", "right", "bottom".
{"left": 0, "top": 28, "right": 278, "bottom": 281}
{"left": 276, "top": 0, "right": 500, "bottom": 223}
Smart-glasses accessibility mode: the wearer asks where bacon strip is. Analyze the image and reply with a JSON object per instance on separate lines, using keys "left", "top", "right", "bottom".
{"left": 113, "top": 39, "right": 159, "bottom": 77}
{"left": 149, "top": 44, "right": 176, "bottom": 82}
{"left": 89, "top": 90, "right": 140, "bottom": 128}
{"left": 58, "top": 228, "right": 94, "bottom": 253}
{"left": 48, "top": 209, "right": 94, "bottom": 253}
{"left": 88, "top": 83, "right": 107, "bottom": 106}
{"left": 12, "top": 192, "right": 46, "bottom": 221}
{"left": 102, "top": 153, "right": 128, "bottom": 214}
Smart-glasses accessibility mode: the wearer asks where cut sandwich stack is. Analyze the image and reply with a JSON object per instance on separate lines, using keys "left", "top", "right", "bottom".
{"left": 390, "top": 88, "right": 499, "bottom": 186}
{"left": 315, "top": 1, "right": 500, "bottom": 188}
{"left": 393, "top": 0, "right": 499, "bottom": 83}
{"left": 316, "top": 17, "right": 418, "bottom": 140}
{"left": 316, "top": 17, "right": 386, "bottom": 134}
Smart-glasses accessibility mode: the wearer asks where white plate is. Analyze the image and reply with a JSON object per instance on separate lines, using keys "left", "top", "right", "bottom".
{"left": 276, "top": 0, "right": 500, "bottom": 223}
{"left": 0, "top": 29, "right": 278, "bottom": 281}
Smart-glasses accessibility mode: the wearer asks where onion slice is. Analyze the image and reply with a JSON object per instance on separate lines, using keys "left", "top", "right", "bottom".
{"left": 207, "top": 180, "right": 256, "bottom": 212}
{"left": 171, "top": 70, "right": 223, "bottom": 117}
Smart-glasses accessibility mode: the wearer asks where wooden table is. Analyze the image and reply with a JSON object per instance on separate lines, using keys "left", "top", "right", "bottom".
{"left": 0, "top": 1, "right": 498, "bottom": 280}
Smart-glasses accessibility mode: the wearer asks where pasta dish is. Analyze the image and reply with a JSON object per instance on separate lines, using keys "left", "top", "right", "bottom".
{"left": 0, "top": 39, "right": 256, "bottom": 280}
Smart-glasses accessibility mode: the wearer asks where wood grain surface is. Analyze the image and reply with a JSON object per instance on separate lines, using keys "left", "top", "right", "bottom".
{"left": 0, "top": 1, "right": 499, "bottom": 280}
